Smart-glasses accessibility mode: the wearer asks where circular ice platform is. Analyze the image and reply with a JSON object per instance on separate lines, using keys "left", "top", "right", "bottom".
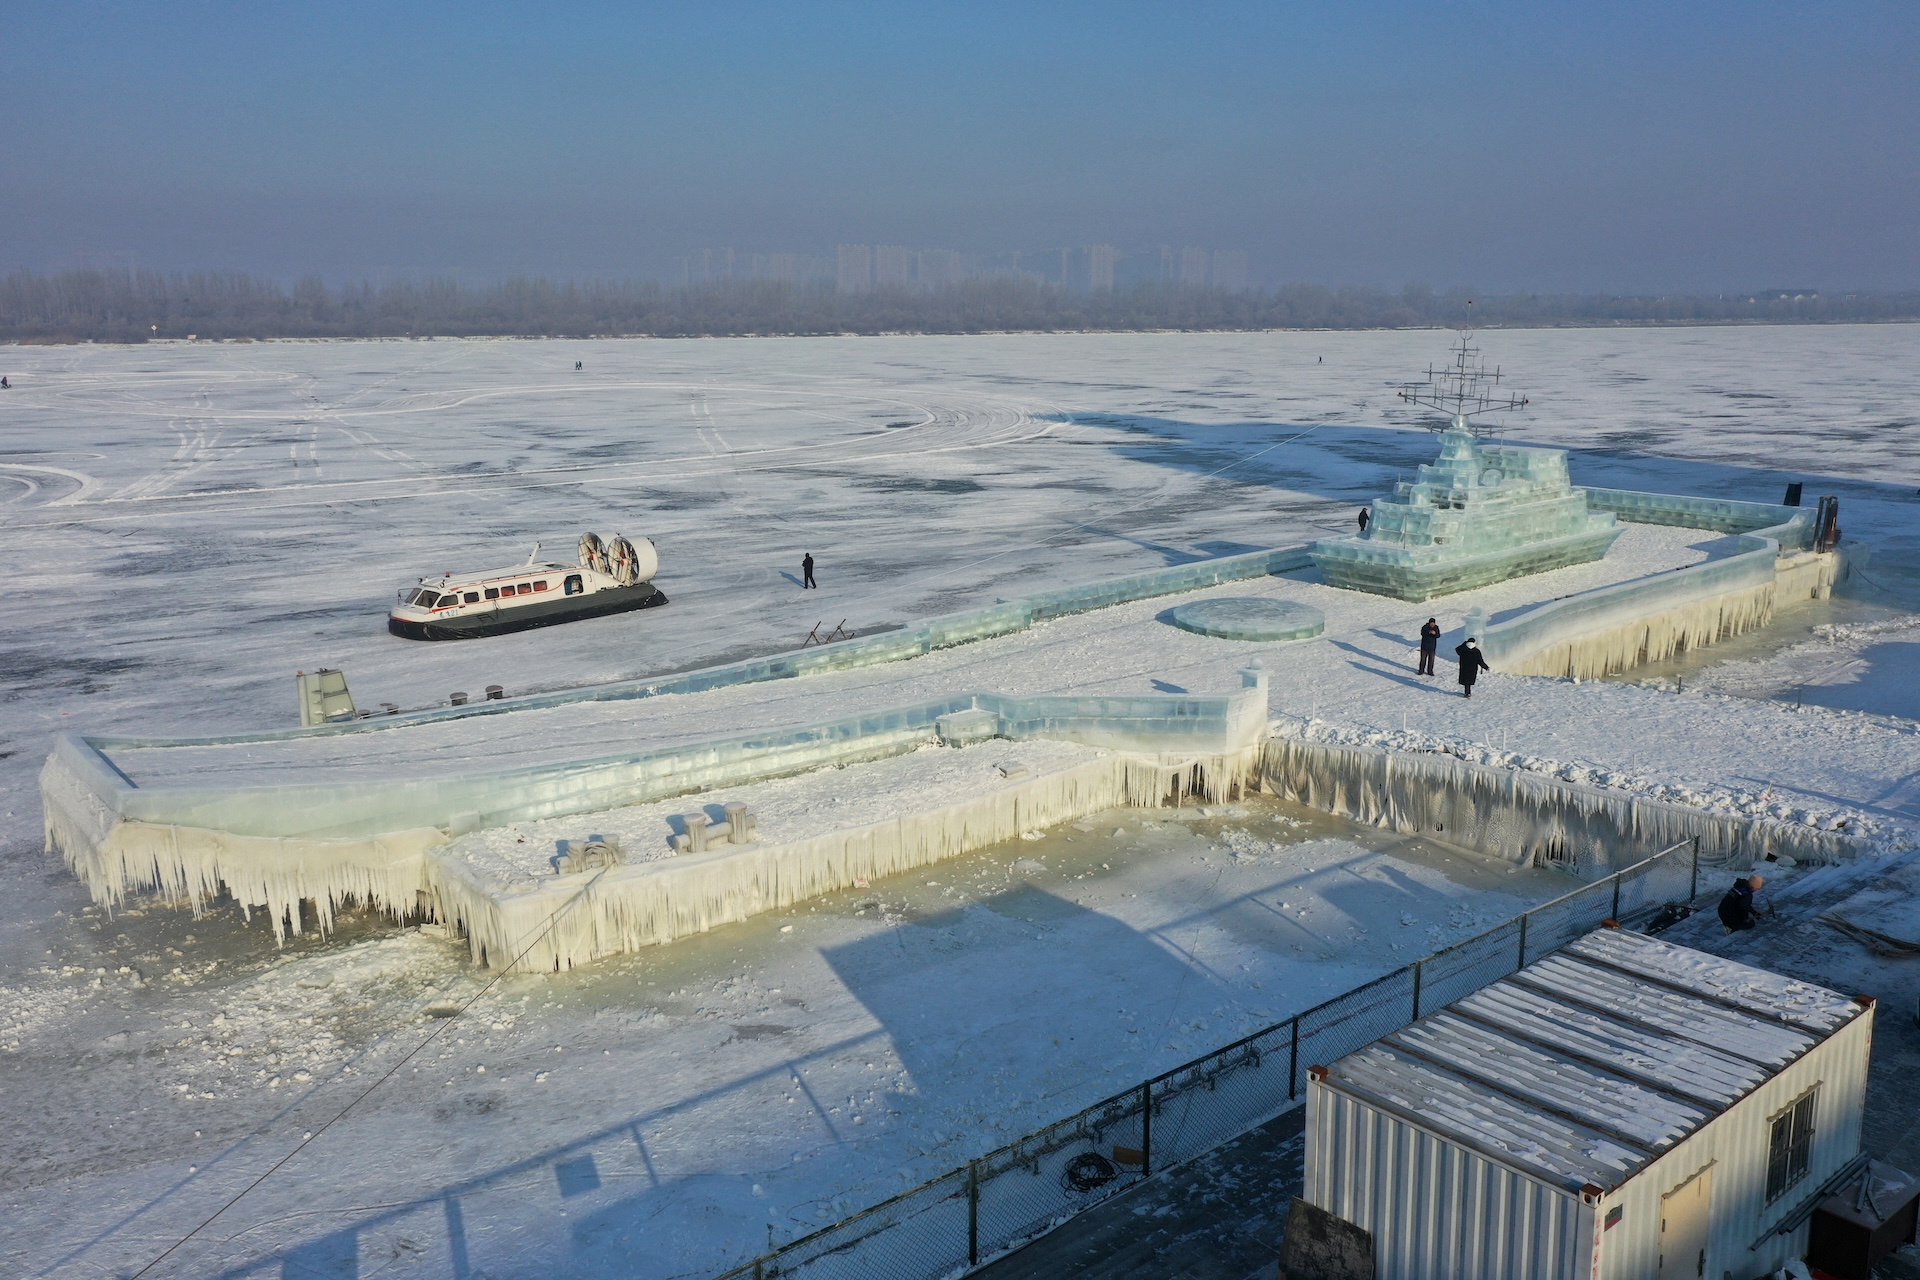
{"left": 1168, "top": 597, "right": 1325, "bottom": 642}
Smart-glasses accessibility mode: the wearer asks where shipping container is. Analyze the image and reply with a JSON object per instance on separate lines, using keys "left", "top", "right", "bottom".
{"left": 1304, "top": 926, "right": 1872, "bottom": 1280}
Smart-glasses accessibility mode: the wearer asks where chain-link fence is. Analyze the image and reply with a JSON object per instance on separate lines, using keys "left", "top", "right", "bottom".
{"left": 712, "top": 838, "right": 1701, "bottom": 1280}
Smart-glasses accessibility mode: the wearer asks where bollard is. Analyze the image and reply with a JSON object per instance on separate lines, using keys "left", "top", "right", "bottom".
{"left": 449, "top": 691, "right": 468, "bottom": 706}
{"left": 485, "top": 685, "right": 505, "bottom": 701}
{"left": 725, "top": 802, "right": 750, "bottom": 844}
{"left": 683, "top": 813, "right": 709, "bottom": 853}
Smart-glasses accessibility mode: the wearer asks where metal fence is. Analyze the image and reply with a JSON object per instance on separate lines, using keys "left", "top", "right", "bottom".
{"left": 712, "top": 837, "right": 1704, "bottom": 1280}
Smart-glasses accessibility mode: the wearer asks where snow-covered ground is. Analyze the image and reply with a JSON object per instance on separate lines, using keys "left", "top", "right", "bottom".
{"left": 3, "top": 327, "right": 1919, "bottom": 1280}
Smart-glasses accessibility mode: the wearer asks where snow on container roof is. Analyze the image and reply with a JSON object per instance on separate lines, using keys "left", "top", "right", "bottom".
{"left": 1315, "top": 927, "right": 1866, "bottom": 1195}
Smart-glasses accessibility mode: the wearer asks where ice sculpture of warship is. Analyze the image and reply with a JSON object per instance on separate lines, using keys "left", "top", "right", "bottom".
{"left": 1310, "top": 336, "right": 1622, "bottom": 602}
{"left": 388, "top": 532, "right": 666, "bottom": 640}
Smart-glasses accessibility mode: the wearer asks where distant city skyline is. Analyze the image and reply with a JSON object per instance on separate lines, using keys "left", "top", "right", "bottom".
{"left": 5, "top": 4, "right": 1917, "bottom": 292}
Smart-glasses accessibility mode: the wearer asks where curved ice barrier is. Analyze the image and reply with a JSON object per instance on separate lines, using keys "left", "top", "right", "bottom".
{"left": 1258, "top": 737, "right": 1859, "bottom": 873}
{"left": 42, "top": 674, "right": 1270, "bottom": 945}
{"left": 1479, "top": 494, "right": 1852, "bottom": 680}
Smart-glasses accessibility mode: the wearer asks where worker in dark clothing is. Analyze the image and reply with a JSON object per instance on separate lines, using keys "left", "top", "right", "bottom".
{"left": 1418, "top": 618, "right": 1441, "bottom": 675}
{"left": 1717, "top": 874, "right": 1765, "bottom": 930}
{"left": 1357, "top": 508, "right": 1371, "bottom": 533}
{"left": 1455, "top": 638, "right": 1490, "bottom": 697}
{"left": 802, "top": 552, "right": 816, "bottom": 589}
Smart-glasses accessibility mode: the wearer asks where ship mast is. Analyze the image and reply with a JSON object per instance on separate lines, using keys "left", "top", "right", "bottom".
{"left": 1397, "top": 333, "right": 1529, "bottom": 437}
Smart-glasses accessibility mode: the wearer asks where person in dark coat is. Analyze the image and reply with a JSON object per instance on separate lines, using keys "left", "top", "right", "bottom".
{"left": 1717, "top": 874, "right": 1765, "bottom": 930}
{"left": 1455, "top": 637, "right": 1489, "bottom": 696}
{"left": 1357, "top": 507, "right": 1370, "bottom": 533}
{"left": 802, "top": 552, "right": 816, "bottom": 589}
{"left": 1417, "top": 618, "right": 1441, "bottom": 675}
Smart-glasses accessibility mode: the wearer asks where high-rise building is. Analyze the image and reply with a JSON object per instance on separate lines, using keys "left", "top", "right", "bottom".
{"left": 917, "top": 250, "right": 964, "bottom": 289}
{"left": 874, "top": 245, "right": 913, "bottom": 290}
{"left": 762, "top": 253, "right": 800, "bottom": 285}
{"left": 837, "top": 245, "right": 873, "bottom": 295}
{"left": 1211, "top": 250, "right": 1249, "bottom": 292}
{"left": 1088, "top": 245, "right": 1116, "bottom": 292}
{"left": 1179, "top": 247, "right": 1210, "bottom": 286}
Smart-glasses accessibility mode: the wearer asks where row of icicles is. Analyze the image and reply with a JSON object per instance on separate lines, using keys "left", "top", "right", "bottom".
{"left": 579, "top": 532, "right": 643, "bottom": 586}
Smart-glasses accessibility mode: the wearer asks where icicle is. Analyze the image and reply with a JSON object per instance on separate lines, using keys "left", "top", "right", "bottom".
{"left": 1256, "top": 739, "right": 1858, "bottom": 874}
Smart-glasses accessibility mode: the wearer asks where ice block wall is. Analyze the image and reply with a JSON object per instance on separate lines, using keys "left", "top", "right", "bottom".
{"left": 43, "top": 681, "right": 1271, "bottom": 941}
{"left": 1257, "top": 737, "right": 1859, "bottom": 875}
{"left": 431, "top": 749, "right": 1261, "bottom": 972}
{"left": 1476, "top": 502, "right": 1839, "bottom": 679}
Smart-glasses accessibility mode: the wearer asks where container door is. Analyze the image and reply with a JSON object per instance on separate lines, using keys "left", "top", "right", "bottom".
{"left": 1657, "top": 1166, "right": 1712, "bottom": 1280}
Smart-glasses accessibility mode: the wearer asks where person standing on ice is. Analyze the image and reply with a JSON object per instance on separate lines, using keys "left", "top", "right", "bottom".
{"left": 1455, "top": 637, "right": 1489, "bottom": 697}
{"left": 1717, "top": 874, "right": 1765, "bottom": 931}
{"left": 1418, "top": 618, "right": 1441, "bottom": 675}
{"left": 802, "top": 552, "right": 817, "bottom": 589}
{"left": 1357, "top": 507, "right": 1370, "bottom": 533}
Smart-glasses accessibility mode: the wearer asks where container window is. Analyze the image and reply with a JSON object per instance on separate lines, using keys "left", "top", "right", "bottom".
{"left": 485, "top": 587, "right": 501, "bottom": 600}
{"left": 1766, "top": 1087, "right": 1818, "bottom": 1202}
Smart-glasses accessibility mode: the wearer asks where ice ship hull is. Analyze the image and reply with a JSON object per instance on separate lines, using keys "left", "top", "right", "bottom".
{"left": 388, "top": 583, "right": 668, "bottom": 640}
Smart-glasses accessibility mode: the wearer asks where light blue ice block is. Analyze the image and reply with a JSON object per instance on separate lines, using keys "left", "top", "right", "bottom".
{"left": 1310, "top": 429, "right": 1622, "bottom": 601}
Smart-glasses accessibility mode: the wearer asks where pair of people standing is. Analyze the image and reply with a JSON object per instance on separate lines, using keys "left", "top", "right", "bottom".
{"left": 1417, "top": 617, "right": 1491, "bottom": 696}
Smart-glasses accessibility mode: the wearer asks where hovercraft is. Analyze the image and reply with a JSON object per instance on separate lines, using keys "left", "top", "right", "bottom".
{"left": 388, "top": 533, "right": 667, "bottom": 641}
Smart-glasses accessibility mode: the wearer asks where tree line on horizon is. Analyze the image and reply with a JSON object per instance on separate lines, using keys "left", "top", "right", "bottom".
{"left": 2, "top": 269, "right": 1915, "bottom": 344}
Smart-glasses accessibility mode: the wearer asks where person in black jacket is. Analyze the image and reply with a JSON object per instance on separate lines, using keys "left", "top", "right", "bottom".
{"left": 1455, "top": 638, "right": 1490, "bottom": 697}
{"left": 1357, "top": 507, "right": 1371, "bottom": 533}
{"left": 801, "top": 552, "right": 816, "bottom": 589}
{"left": 1417, "top": 618, "right": 1441, "bottom": 676}
{"left": 1717, "top": 874, "right": 1765, "bottom": 930}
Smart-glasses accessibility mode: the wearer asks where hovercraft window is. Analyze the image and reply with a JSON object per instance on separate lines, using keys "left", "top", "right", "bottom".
{"left": 437, "top": 594, "right": 460, "bottom": 608}
{"left": 517, "top": 583, "right": 531, "bottom": 595}
{"left": 484, "top": 587, "right": 500, "bottom": 600}
{"left": 463, "top": 591, "right": 479, "bottom": 604}
{"left": 533, "top": 580, "right": 547, "bottom": 592}
{"left": 564, "top": 574, "right": 583, "bottom": 595}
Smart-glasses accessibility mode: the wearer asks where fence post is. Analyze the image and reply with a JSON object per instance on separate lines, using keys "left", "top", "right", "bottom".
{"left": 1690, "top": 836, "right": 1700, "bottom": 902}
{"left": 1140, "top": 1083, "right": 1153, "bottom": 1178}
{"left": 1610, "top": 873, "right": 1621, "bottom": 922}
{"left": 967, "top": 1161, "right": 980, "bottom": 1266}
{"left": 1288, "top": 1018, "right": 1299, "bottom": 1101}
{"left": 1517, "top": 912, "right": 1529, "bottom": 968}
{"left": 1411, "top": 959, "right": 1424, "bottom": 1021}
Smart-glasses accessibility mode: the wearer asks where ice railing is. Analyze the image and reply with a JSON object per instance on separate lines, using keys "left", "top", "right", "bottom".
{"left": 708, "top": 843, "right": 1704, "bottom": 1280}
{"left": 1478, "top": 493, "right": 1813, "bottom": 669}
{"left": 50, "top": 682, "right": 1271, "bottom": 847}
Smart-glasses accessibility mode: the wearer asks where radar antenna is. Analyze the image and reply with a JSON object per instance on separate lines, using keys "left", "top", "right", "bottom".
{"left": 1397, "top": 333, "right": 1529, "bottom": 437}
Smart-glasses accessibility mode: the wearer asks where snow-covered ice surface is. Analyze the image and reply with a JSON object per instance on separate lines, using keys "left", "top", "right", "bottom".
{"left": 3, "top": 327, "right": 1920, "bottom": 1279}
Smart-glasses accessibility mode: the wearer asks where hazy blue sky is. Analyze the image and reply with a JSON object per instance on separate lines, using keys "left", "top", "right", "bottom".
{"left": 5, "top": 1, "right": 1916, "bottom": 291}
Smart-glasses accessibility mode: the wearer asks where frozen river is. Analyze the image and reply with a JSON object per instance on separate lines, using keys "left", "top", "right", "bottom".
{"left": 2, "top": 326, "right": 1918, "bottom": 1280}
